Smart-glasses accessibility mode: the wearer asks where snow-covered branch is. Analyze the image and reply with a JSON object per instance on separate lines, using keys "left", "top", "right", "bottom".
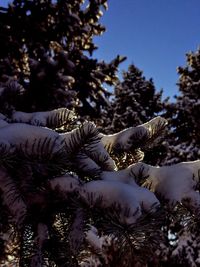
{"left": 101, "top": 160, "right": 200, "bottom": 212}
{"left": 11, "top": 108, "right": 77, "bottom": 128}
{"left": 100, "top": 116, "right": 168, "bottom": 153}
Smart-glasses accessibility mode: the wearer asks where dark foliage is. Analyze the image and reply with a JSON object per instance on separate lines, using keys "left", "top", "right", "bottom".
{"left": 166, "top": 47, "right": 200, "bottom": 164}
{"left": 0, "top": 0, "right": 125, "bottom": 117}
{"left": 98, "top": 64, "right": 169, "bottom": 165}
{"left": 1, "top": 1, "right": 200, "bottom": 266}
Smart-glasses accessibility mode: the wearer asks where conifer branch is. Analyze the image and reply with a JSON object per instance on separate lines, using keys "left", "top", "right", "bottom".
{"left": 100, "top": 116, "right": 168, "bottom": 154}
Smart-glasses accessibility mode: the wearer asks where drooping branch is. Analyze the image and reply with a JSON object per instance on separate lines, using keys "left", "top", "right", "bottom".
{"left": 11, "top": 108, "right": 77, "bottom": 128}
{"left": 101, "top": 160, "right": 200, "bottom": 213}
{"left": 100, "top": 116, "right": 168, "bottom": 153}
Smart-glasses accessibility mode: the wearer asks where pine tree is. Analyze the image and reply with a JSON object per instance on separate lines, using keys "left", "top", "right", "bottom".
{"left": 113, "top": 65, "right": 165, "bottom": 129}
{"left": 99, "top": 64, "right": 169, "bottom": 165}
{"left": 0, "top": 0, "right": 125, "bottom": 117}
{"left": 0, "top": 109, "right": 200, "bottom": 267}
{"left": 0, "top": 108, "right": 169, "bottom": 267}
{"left": 155, "top": 47, "right": 200, "bottom": 267}
{"left": 1, "top": 1, "right": 200, "bottom": 267}
{"left": 166, "top": 47, "right": 200, "bottom": 164}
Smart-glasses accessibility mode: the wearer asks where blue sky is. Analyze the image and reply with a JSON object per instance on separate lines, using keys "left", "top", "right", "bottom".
{"left": 93, "top": 0, "right": 200, "bottom": 99}
{"left": 1, "top": 0, "right": 200, "bottom": 99}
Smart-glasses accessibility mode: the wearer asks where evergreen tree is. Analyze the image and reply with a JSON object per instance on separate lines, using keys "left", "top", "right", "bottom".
{"left": 0, "top": 109, "right": 168, "bottom": 267}
{"left": 155, "top": 47, "right": 200, "bottom": 267}
{"left": 113, "top": 64, "right": 165, "bottom": 129}
{"left": 0, "top": 0, "right": 125, "bottom": 117}
{"left": 156, "top": 47, "right": 200, "bottom": 267}
{"left": 166, "top": 47, "right": 200, "bottom": 164}
{"left": 1, "top": 1, "right": 200, "bottom": 267}
{"left": 0, "top": 109, "right": 199, "bottom": 267}
{"left": 99, "top": 64, "right": 169, "bottom": 165}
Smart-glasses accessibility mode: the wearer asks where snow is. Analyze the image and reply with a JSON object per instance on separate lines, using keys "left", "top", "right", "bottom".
{"left": 11, "top": 108, "right": 76, "bottom": 126}
{"left": 48, "top": 172, "right": 160, "bottom": 225}
{"left": 0, "top": 113, "right": 6, "bottom": 120}
{"left": 2, "top": 108, "right": 200, "bottom": 232}
{"left": 0, "top": 114, "right": 9, "bottom": 128}
{"left": 141, "top": 161, "right": 200, "bottom": 208}
{"left": 103, "top": 160, "right": 200, "bottom": 211}
{"left": 49, "top": 174, "right": 81, "bottom": 195}
{"left": 85, "top": 226, "right": 102, "bottom": 251}
{"left": 100, "top": 116, "right": 167, "bottom": 152}
{"left": 73, "top": 153, "right": 105, "bottom": 175}
{"left": 82, "top": 227, "right": 117, "bottom": 267}
{"left": 0, "top": 120, "right": 115, "bottom": 177}
{"left": 0, "top": 123, "right": 61, "bottom": 153}
{"left": 100, "top": 166, "right": 138, "bottom": 186}
{"left": 48, "top": 175, "right": 160, "bottom": 226}
{"left": 80, "top": 180, "right": 141, "bottom": 224}
{"left": 0, "top": 119, "right": 9, "bottom": 128}
{"left": 79, "top": 180, "right": 159, "bottom": 224}
{"left": 62, "top": 121, "right": 116, "bottom": 171}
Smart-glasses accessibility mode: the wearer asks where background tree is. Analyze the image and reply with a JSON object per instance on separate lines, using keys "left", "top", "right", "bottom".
{"left": 0, "top": 0, "right": 126, "bottom": 117}
{"left": 1, "top": 1, "right": 200, "bottom": 267}
{"left": 98, "top": 64, "right": 169, "bottom": 165}
{"left": 156, "top": 47, "right": 200, "bottom": 267}
{"left": 166, "top": 47, "right": 200, "bottom": 164}
{"left": 0, "top": 1, "right": 164, "bottom": 266}
{"left": 95, "top": 60, "right": 200, "bottom": 267}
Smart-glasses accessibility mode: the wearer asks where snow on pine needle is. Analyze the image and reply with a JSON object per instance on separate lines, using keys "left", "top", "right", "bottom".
{"left": 0, "top": 107, "right": 186, "bottom": 267}
{"left": 100, "top": 116, "right": 168, "bottom": 153}
{"left": 11, "top": 108, "right": 77, "bottom": 129}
